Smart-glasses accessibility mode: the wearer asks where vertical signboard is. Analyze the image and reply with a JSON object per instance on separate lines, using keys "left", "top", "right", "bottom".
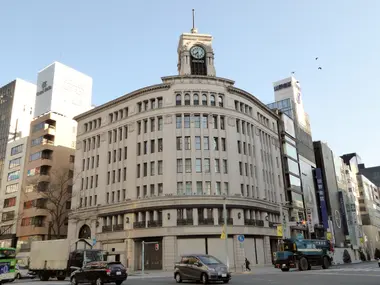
{"left": 315, "top": 168, "right": 329, "bottom": 230}
{"left": 338, "top": 191, "right": 349, "bottom": 235}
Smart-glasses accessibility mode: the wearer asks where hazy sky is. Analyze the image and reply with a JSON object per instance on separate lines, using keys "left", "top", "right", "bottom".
{"left": 1, "top": 0, "right": 379, "bottom": 166}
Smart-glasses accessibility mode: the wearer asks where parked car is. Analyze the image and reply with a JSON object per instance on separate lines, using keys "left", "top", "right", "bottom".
{"left": 70, "top": 261, "right": 127, "bottom": 285}
{"left": 15, "top": 264, "right": 36, "bottom": 279}
{"left": 174, "top": 254, "right": 231, "bottom": 284}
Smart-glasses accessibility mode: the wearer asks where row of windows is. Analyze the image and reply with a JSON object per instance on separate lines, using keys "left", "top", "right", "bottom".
{"left": 137, "top": 139, "right": 162, "bottom": 155}
{"left": 106, "top": 189, "right": 126, "bottom": 204}
{"left": 80, "top": 195, "right": 98, "bottom": 208}
{"left": 108, "top": 148, "right": 127, "bottom": 163}
{"left": 83, "top": 135, "right": 101, "bottom": 152}
{"left": 237, "top": 140, "right": 256, "bottom": 157}
{"left": 84, "top": 117, "right": 102, "bottom": 132}
{"left": 137, "top": 161, "right": 163, "bottom": 178}
{"left": 107, "top": 167, "right": 128, "bottom": 184}
{"left": 108, "top": 126, "right": 128, "bottom": 143}
{"left": 7, "top": 170, "right": 20, "bottom": 181}
{"left": 3, "top": 197, "right": 16, "bottom": 208}
{"left": 176, "top": 136, "right": 226, "bottom": 151}
{"left": 176, "top": 158, "right": 228, "bottom": 174}
{"left": 234, "top": 100, "right": 253, "bottom": 116}
{"left": 82, "top": 155, "right": 100, "bottom": 170}
{"left": 175, "top": 93, "right": 224, "bottom": 107}
{"left": 176, "top": 114, "right": 225, "bottom": 129}
{"left": 137, "top": 97, "right": 163, "bottom": 113}
{"left": 257, "top": 112, "right": 270, "bottom": 128}
{"left": 109, "top": 108, "right": 129, "bottom": 123}
{"left": 81, "top": 175, "right": 99, "bottom": 190}
{"left": 5, "top": 183, "right": 18, "bottom": 194}
{"left": 137, "top": 117, "right": 163, "bottom": 134}
{"left": 21, "top": 216, "right": 44, "bottom": 227}
{"left": 177, "top": 181, "right": 229, "bottom": 196}
{"left": 136, "top": 183, "right": 164, "bottom": 198}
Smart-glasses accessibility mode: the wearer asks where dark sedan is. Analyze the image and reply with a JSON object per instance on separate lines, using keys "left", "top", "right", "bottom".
{"left": 70, "top": 261, "right": 127, "bottom": 285}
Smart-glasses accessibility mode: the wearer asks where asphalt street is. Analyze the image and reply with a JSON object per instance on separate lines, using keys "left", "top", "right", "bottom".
{"left": 13, "top": 262, "right": 380, "bottom": 285}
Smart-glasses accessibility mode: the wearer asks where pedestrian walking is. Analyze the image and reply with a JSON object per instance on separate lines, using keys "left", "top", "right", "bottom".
{"left": 245, "top": 258, "right": 251, "bottom": 271}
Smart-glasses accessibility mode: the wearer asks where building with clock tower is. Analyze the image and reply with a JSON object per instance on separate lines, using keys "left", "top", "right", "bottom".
{"left": 68, "top": 25, "right": 288, "bottom": 272}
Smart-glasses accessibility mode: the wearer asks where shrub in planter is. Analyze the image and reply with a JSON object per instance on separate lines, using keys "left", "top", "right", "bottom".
{"left": 343, "top": 249, "right": 352, "bottom": 263}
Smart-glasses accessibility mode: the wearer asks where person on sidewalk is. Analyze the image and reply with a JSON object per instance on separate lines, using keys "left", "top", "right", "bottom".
{"left": 245, "top": 258, "right": 251, "bottom": 271}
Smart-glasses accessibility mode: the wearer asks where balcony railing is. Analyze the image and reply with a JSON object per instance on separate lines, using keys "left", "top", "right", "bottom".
{"left": 199, "top": 218, "right": 214, "bottom": 225}
{"left": 244, "top": 219, "right": 256, "bottom": 226}
{"left": 147, "top": 220, "right": 163, "bottom": 228}
{"left": 268, "top": 222, "right": 277, "bottom": 228}
{"left": 177, "top": 219, "right": 194, "bottom": 226}
{"left": 102, "top": 225, "right": 113, "bottom": 232}
{"left": 133, "top": 221, "right": 146, "bottom": 229}
{"left": 218, "top": 218, "right": 233, "bottom": 225}
{"left": 256, "top": 220, "right": 264, "bottom": 227}
{"left": 113, "top": 224, "right": 124, "bottom": 231}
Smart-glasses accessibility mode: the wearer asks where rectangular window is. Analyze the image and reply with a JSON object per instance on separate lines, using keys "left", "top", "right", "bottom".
{"left": 119, "top": 127, "right": 123, "bottom": 141}
{"left": 186, "top": 181, "right": 192, "bottom": 195}
{"left": 239, "top": 162, "right": 243, "bottom": 175}
{"left": 123, "top": 189, "right": 126, "bottom": 200}
{"left": 204, "top": 158, "right": 210, "bottom": 173}
{"left": 157, "top": 116, "right": 163, "bottom": 131}
{"left": 137, "top": 164, "right": 141, "bottom": 178}
{"left": 243, "top": 142, "right": 246, "bottom": 154}
{"left": 177, "top": 159, "right": 183, "bottom": 173}
{"left": 137, "top": 121, "right": 141, "bottom": 135}
{"left": 144, "top": 141, "right": 148, "bottom": 155}
{"left": 31, "top": 137, "right": 43, "bottom": 147}
{"left": 137, "top": 143, "right": 141, "bottom": 156}
{"left": 236, "top": 119, "right": 240, "bottom": 133}
{"left": 184, "top": 115, "right": 190, "bottom": 128}
{"left": 176, "top": 115, "right": 182, "bottom": 129}
{"left": 237, "top": 141, "right": 241, "bottom": 153}
{"left": 176, "top": 137, "right": 183, "bottom": 150}
{"left": 150, "top": 162, "right": 155, "bottom": 176}
{"left": 224, "top": 182, "right": 229, "bottom": 196}
{"left": 223, "top": 159, "right": 228, "bottom": 174}
{"left": 143, "top": 163, "right": 148, "bottom": 177}
{"left": 185, "top": 136, "right": 191, "bottom": 150}
{"left": 119, "top": 148, "right": 122, "bottom": 160}
{"left": 6, "top": 183, "right": 18, "bottom": 194}
{"left": 107, "top": 172, "right": 110, "bottom": 185}
{"left": 215, "top": 182, "right": 221, "bottom": 195}
{"left": 245, "top": 163, "right": 248, "bottom": 176}
{"left": 221, "top": 138, "right": 226, "bottom": 151}
{"left": 202, "top": 115, "right": 208, "bottom": 128}
{"left": 143, "top": 120, "right": 148, "bottom": 133}
{"left": 195, "top": 136, "right": 201, "bottom": 150}
{"left": 136, "top": 187, "right": 140, "bottom": 198}
{"left": 150, "top": 184, "right": 155, "bottom": 196}
{"left": 158, "top": 138, "right": 163, "bottom": 152}
{"left": 3, "top": 197, "right": 16, "bottom": 208}
{"left": 158, "top": 160, "right": 163, "bottom": 175}
{"left": 9, "top": 157, "right": 21, "bottom": 169}
{"left": 204, "top": 136, "right": 209, "bottom": 150}
{"left": 185, "top": 158, "right": 192, "bottom": 173}
{"left": 7, "top": 170, "right": 20, "bottom": 181}
{"left": 150, "top": 118, "right": 155, "bottom": 132}
{"left": 158, "top": 183, "right": 163, "bottom": 195}
{"left": 96, "top": 155, "right": 100, "bottom": 167}
{"left": 96, "top": 174, "right": 99, "bottom": 187}
{"left": 30, "top": 151, "right": 41, "bottom": 161}
{"left": 194, "top": 115, "right": 200, "bottom": 128}
{"left": 113, "top": 150, "right": 116, "bottom": 162}
{"left": 220, "top": 116, "right": 225, "bottom": 130}
{"left": 158, "top": 97, "right": 163, "bottom": 108}
{"left": 196, "top": 158, "right": 202, "bottom": 173}
{"left": 284, "top": 142, "right": 298, "bottom": 160}
{"left": 124, "top": 147, "right": 128, "bottom": 159}
{"left": 213, "top": 137, "right": 219, "bottom": 150}
{"left": 90, "top": 176, "right": 94, "bottom": 188}
{"left": 205, "top": 181, "right": 211, "bottom": 195}
{"left": 123, "top": 168, "right": 127, "bottom": 181}
{"left": 196, "top": 181, "right": 203, "bottom": 195}
{"left": 150, "top": 140, "right": 155, "bottom": 153}
{"left": 215, "top": 159, "right": 220, "bottom": 173}
{"left": 213, "top": 115, "right": 218, "bottom": 129}
{"left": 177, "top": 182, "right": 183, "bottom": 195}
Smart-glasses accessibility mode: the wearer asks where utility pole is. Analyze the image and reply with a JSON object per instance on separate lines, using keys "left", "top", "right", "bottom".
{"left": 223, "top": 196, "right": 229, "bottom": 269}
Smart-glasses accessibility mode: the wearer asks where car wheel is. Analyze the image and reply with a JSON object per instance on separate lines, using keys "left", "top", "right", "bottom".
{"left": 115, "top": 281, "right": 123, "bottom": 285}
{"left": 16, "top": 273, "right": 21, "bottom": 279}
{"left": 299, "top": 257, "right": 309, "bottom": 271}
{"left": 201, "top": 273, "right": 208, "bottom": 284}
{"left": 175, "top": 273, "right": 182, "bottom": 283}
{"left": 223, "top": 280, "right": 230, "bottom": 283}
{"left": 95, "top": 277, "right": 103, "bottom": 285}
{"left": 322, "top": 256, "right": 330, "bottom": 269}
{"left": 71, "top": 277, "right": 78, "bottom": 285}
{"left": 281, "top": 268, "right": 290, "bottom": 272}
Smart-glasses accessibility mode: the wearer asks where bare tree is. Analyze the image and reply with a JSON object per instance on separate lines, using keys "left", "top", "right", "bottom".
{"left": 38, "top": 167, "right": 76, "bottom": 239}
{"left": 0, "top": 205, "right": 23, "bottom": 239}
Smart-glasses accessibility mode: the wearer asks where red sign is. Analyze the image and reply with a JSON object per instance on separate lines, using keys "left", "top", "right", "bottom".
{"left": 155, "top": 244, "right": 159, "bottom": 251}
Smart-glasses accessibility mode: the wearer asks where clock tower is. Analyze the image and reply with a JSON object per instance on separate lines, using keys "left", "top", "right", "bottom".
{"left": 177, "top": 23, "right": 216, "bottom": 76}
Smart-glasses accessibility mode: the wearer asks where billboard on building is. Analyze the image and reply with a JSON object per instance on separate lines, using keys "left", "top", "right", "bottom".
{"left": 315, "top": 168, "right": 329, "bottom": 230}
{"left": 34, "top": 62, "right": 92, "bottom": 119}
{"left": 281, "top": 114, "right": 295, "bottom": 138}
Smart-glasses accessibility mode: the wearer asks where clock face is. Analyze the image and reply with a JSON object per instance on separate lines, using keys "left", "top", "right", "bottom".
{"left": 190, "top": 46, "right": 205, "bottom": 59}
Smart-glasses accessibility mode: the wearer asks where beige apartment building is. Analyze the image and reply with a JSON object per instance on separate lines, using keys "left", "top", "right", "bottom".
{"left": 68, "top": 28, "right": 287, "bottom": 271}
{"left": 16, "top": 112, "right": 77, "bottom": 254}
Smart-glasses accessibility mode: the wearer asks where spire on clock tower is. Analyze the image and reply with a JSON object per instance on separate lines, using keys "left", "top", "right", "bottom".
{"left": 177, "top": 10, "right": 216, "bottom": 76}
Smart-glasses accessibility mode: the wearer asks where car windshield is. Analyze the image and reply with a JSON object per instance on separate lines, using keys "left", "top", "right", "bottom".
{"left": 199, "top": 256, "right": 222, "bottom": 265}
{"left": 109, "top": 263, "right": 124, "bottom": 270}
{"left": 0, "top": 249, "right": 16, "bottom": 259}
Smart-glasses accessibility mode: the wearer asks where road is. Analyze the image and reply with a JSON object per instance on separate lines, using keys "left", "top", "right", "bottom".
{"left": 14, "top": 262, "right": 380, "bottom": 285}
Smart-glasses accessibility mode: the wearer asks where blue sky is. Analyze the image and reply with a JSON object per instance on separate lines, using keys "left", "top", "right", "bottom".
{"left": 1, "top": 1, "right": 379, "bottom": 166}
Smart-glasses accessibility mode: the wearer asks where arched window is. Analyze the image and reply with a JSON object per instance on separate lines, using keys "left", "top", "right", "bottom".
{"left": 202, "top": 94, "right": 208, "bottom": 105}
{"left": 176, "top": 94, "right": 182, "bottom": 106}
{"left": 78, "top": 224, "right": 91, "bottom": 239}
{"left": 218, "top": 96, "right": 224, "bottom": 107}
{"left": 193, "top": 94, "right": 199, "bottom": 105}
{"left": 184, "top": 94, "right": 191, "bottom": 105}
{"left": 210, "top": 95, "right": 215, "bottom": 106}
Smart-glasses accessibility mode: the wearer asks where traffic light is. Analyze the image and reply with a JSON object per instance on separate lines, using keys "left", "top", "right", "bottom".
{"left": 155, "top": 243, "right": 159, "bottom": 251}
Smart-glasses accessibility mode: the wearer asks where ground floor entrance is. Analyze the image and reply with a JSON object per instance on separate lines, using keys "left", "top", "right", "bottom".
{"left": 134, "top": 237, "right": 163, "bottom": 270}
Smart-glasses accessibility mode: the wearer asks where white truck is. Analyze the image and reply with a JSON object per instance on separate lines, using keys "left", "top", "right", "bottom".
{"left": 29, "top": 238, "right": 106, "bottom": 281}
